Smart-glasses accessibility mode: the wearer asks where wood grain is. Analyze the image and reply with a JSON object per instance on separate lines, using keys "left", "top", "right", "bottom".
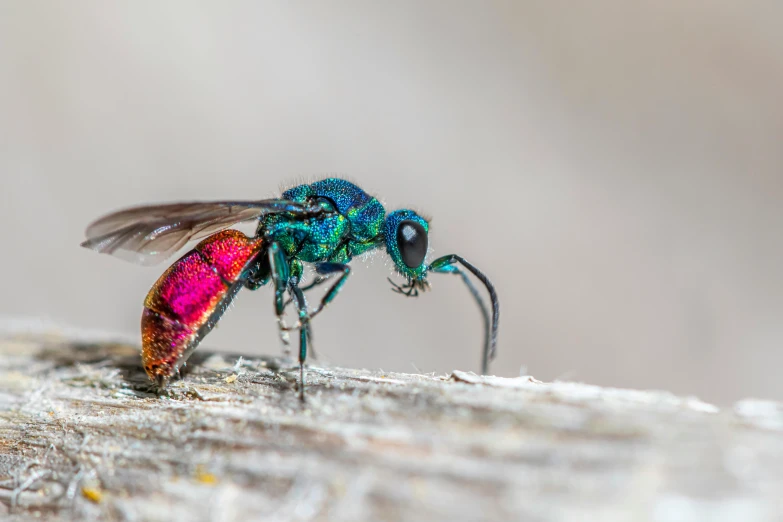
{"left": 0, "top": 330, "right": 781, "bottom": 521}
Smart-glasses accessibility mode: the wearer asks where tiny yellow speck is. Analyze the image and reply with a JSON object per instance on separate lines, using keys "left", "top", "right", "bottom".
{"left": 225, "top": 374, "right": 237, "bottom": 384}
{"left": 195, "top": 465, "right": 218, "bottom": 485}
{"left": 81, "top": 487, "right": 103, "bottom": 503}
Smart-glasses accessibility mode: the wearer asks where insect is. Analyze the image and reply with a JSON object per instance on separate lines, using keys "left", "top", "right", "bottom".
{"left": 81, "top": 178, "right": 499, "bottom": 400}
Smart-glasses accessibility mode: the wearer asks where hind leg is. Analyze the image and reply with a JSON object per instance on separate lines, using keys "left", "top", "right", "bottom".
{"left": 266, "top": 242, "right": 296, "bottom": 354}
{"left": 288, "top": 284, "right": 311, "bottom": 402}
{"left": 267, "top": 243, "right": 312, "bottom": 400}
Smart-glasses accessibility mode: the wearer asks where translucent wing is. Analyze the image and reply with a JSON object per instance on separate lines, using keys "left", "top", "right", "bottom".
{"left": 81, "top": 199, "right": 318, "bottom": 265}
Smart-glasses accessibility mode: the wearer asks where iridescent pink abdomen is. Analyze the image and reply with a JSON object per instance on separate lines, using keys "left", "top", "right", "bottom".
{"left": 141, "top": 229, "right": 264, "bottom": 384}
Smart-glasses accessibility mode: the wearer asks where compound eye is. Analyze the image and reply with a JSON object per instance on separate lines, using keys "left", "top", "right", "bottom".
{"left": 396, "top": 220, "right": 428, "bottom": 268}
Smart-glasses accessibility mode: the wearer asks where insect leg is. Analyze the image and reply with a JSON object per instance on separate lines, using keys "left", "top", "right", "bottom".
{"left": 279, "top": 274, "right": 330, "bottom": 313}
{"left": 281, "top": 263, "right": 351, "bottom": 325}
{"left": 428, "top": 255, "right": 499, "bottom": 374}
{"left": 309, "top": 263, "right": 351, "bottom": 318}
{"left": 429, "top": 264, "right": 491, "bottom": 375}
{"left": 288, "top": 284, "right": 310, "bottom": 402}
{"left": 280, "top": 257, "right": 350, "bottom": 306}
{"left": 293, "top": 276, "right": 327, "bottom": 294}
{"left": 268, "top": 242, "right": 292, "bottom": 351}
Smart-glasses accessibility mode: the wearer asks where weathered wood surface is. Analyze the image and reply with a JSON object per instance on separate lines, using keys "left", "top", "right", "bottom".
{"left": 0, "top": 331, "right": 782, "bottom": 522}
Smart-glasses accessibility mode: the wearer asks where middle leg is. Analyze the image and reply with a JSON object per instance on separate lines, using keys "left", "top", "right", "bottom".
{"left": 281, "top": 262, "right": 352, "bottom": 328}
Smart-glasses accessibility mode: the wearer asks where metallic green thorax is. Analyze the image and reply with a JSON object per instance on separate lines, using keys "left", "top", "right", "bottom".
{"left": 259, "top": 178, "right": 387, "bottom": 266}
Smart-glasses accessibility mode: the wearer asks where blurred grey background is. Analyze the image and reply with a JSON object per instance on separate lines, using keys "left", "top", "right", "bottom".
{"left": 1, "top": 1, "right": 781, "bottom": 405}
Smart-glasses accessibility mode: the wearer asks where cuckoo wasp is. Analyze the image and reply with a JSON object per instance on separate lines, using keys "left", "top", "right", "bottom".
{"left": 81, "top": 178, "right": 499, "bottom": 400}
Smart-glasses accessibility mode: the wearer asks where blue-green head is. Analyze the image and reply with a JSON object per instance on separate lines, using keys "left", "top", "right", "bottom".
{"left": 384, "top": 209, "right": 430, "bottom": 285}
{"left": 385, "top": 207, "right": 499, "bottom": 376}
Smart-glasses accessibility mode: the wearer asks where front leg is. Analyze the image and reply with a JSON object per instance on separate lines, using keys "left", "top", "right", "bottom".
{"left": 429, "top": 263, "right": 491, "bottom": 375}
{"left": 429, "top": 254, "right": 499, "bottom": 375}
